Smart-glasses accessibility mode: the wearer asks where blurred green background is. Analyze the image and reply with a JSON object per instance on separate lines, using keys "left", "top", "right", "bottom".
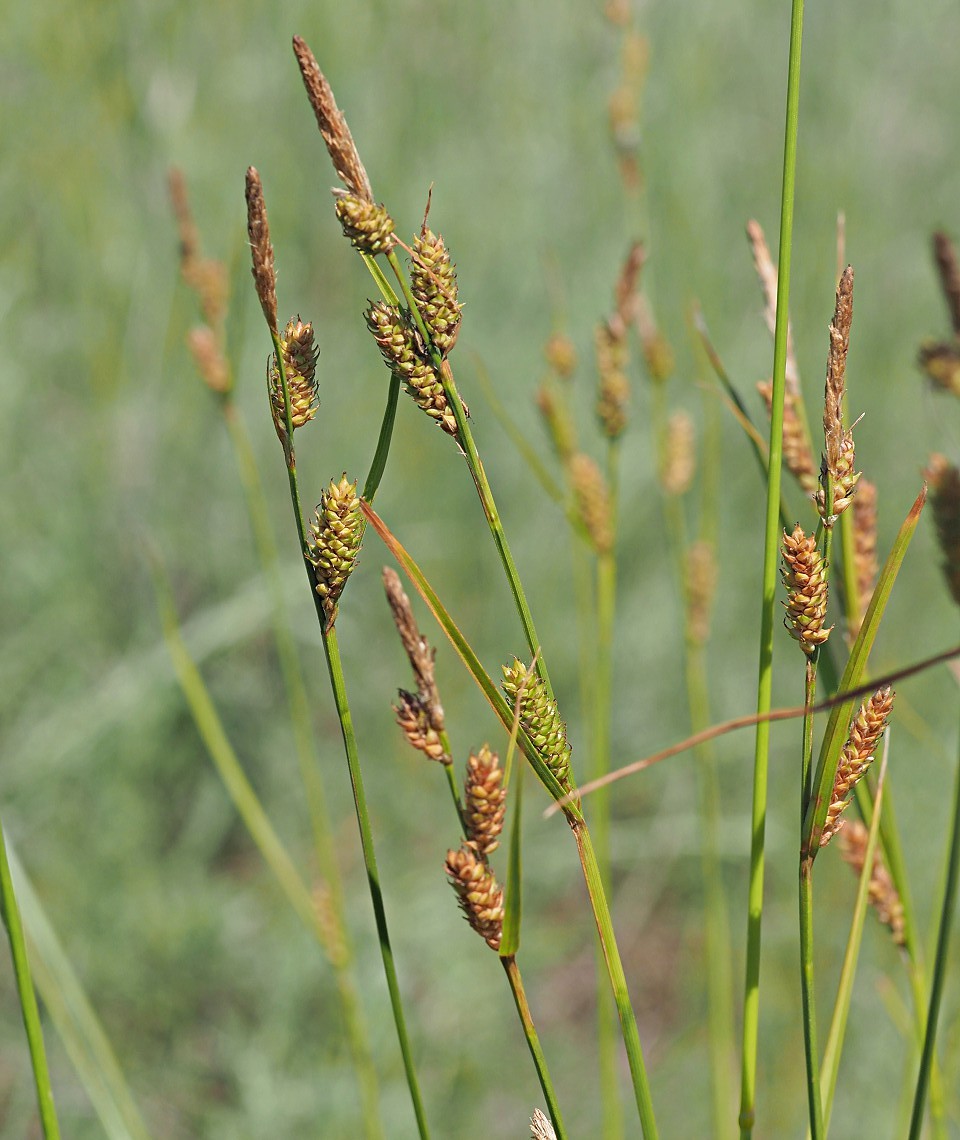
{"left": 4, "top": 1, "right": 960, "bottom": 1136}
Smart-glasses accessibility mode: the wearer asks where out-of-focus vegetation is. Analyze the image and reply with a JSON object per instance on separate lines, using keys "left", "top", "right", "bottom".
{"left": 3, "top": 2, "right": 960, "bottom": 1136}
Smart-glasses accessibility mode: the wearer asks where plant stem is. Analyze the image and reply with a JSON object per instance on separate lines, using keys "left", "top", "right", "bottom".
{"left": 738, "top": 3, "right": 804, "bottom": 1136}
{"left": 501, "top": 955, "right": 568, "bottom": 1140}
{"left": 0, "top": 820, "right": 61, "bottom": 1140}
{"left": 799, "top": 858, "right": 824, "bottom": 1140}
{"left": 908, "top": 707, "right": 960, "bottom": 1139}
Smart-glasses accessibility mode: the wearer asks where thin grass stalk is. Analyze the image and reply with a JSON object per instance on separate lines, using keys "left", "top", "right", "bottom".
{"left": 501, "top": 956, "right": 569, "bottom": 1140}
{"left": 0, "top": 821, "right": 61, "bottom": 1140}
{"left": 739, "top": 2, "right": 804, "bottom": 1134}
{"left": 908, "top": 706, "right": 960, "bottom": 1139}
{"left": 798, "top": 857, "right": 824, "bottom": 1139}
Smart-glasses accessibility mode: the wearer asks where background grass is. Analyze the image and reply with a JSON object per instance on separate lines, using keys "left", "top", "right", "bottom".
{"left": 3, "top": 1, "right": 960, "bottom": 1135}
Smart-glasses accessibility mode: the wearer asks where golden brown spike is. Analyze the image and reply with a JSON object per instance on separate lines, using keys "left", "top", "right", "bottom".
{"left": 821, "top": 687, "right": 895, "bottom": 847}
{"left": 933, "top": 231, "right": 960, "bottom": 337}
{"left": 464, "top": 745, "right": 507, "bottom": 856}
{"left": 544, "top": 332, "right": 577, "bottom": 380}
{"left": 307, "top": 475, "right": 364, "bottom": 628}
{"left": 817, "top": 266, "right": 860, "bottom": 524}
{"left": 393, "top": 689, "right": 447, "bottom": 764}
{"left": 747, "top": 219, "right": 800, "bottom": 394}
{"left": 569, "top": 453, "right": 614, "bottom": 555}
{"left": 839, "top": 820, "right": 905, "bottom": 946}
{"left": 292, "top": 36, "right": 373, "bottom": 203}
{"left": 383, "top": 567, "right": 444, "bottom": 733}
{"left": 850, "top": 476, "right": 878, "bottom": 636}
{"left": 781, "top": 524, "right": 832, "bottom": 655}
{"left": 187, "top": 327, "right": 230, "bottom": 394}
{"left": 926, "top": 453, "right": 960, "bottom": 607}
{"left": 757, "top": 379, "right": 817, "bottom": 495}
{"left": 244, "top": 167, "right": 278, "bottom": 335}
{"left": 169, "top": 168, "right": 229, "bottom": 335}
{"left": 445, "top": 843, "right": 504, "bottom": 951}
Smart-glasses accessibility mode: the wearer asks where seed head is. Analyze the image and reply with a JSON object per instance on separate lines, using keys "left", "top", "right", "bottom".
{"left": 244, "top": 167, "right": 278, "bottom": 335}
{"left": 659, "top": 410, "right": 696, "bottom": 496}
{"left": 334, "top": 191, "right": 395, "bottom": 255}
{"left": 932, "top": 230, "right": 960, "bottom": 337}
{"left": 747, "top": 219, "right": 801, "bottom": 395}
{"left": 849, "top": 476, "right": 878, "bottom": 637}
{"left": 383, "top": 566, "right": 444, "bottom": 733}
{"left": 821, "top": 687, "right": 895, "bottom": 847}
{"left": 307, "top": 475, "right": 364, "bottom": 628}
{"left": 919, "top": 341, "right": 960, "bottom": 397}
{"left": 544, "top": 333, "right": 577, "bottom": 379}
{"left": 685, "top": 539, "right": 717, "bottom": 648}
{"left": 464, "top": 745, "right": 507, "bottom": 856}
{"left": 536, "top": 383, "right": 577, "bottom": 462}
{"left": 569, "top": 453, "right": 613, "bottom": 556}
{"left": 530, "top": 1108, "right": 558, "bottom": 1140}
{"left": 393, "top": 689, "right": 447, "bottom": 764}
{"left": 187, "top": 326, "right": 230, "bottom": 394}
{"left": 411, "top": 227, "right": 462, "bottom": 356}
{"left": 757, "top": 379, "right": 818, "bottom": 496}
{"left": 445, "top": 842, "right": 504, "bottom": 951}
{"left": 268, "top": 317, "right": 320, "bottom": 437}
{"left": 817, "top": 266, "right": 860, "bottom": 525}
{"left": 501, "top": 659, "right": 574, "bottom": 793}
{"left": 839, "top": 820, "right": 905, "bottom": 945}
{"left": 781, "top": 525, "right": 832, "bottom": 655}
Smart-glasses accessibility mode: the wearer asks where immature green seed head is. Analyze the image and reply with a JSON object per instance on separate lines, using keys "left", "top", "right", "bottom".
{"left": 268, "top": 317, "right": 320, "bottom": 438}
{"left": 501, "top": 659, "right": 574, "bottom": 792}
{"left": 411, "top": 227, "right": 462, "bottom": 356}
{"left": 308, "top": 475, "right": 364, "bottom": 628}
{"left": 334, "top": 191, "right": 395, "bottom": 255}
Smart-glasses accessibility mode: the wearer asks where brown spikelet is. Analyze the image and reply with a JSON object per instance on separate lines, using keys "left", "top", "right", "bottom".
{"left": 530, "top": 1108, "right": 559, "bottom": 1140}
{"left": 411, "top": 226, "right": 463, "bottom": 356}
{"left": 781, "top": 525, "right": 832, "bottom": 654}
{"left": 291, "top": 36, "right": 373, "bottom": 202}
{"left": 685, "top": 539, "right": 717, "bottom": 648}
{"left": 756, "top": 380, "right": 818, "bottom": 495}
{"left": 933, "top": 231, "right": 960, "bottom": 337}
{"left": 393, "top": 689, "right": 447, "bottom": 764}
{"left": 334, "top": 192, "right": 395, "bottom": 255}
{"left": 307, "top": 475, "right": 364, "bottom": 628}
{"left": 817, "top": 267, "right": 860, "bottom": 524}
{"left": 464, "top": 745, "right": 507, "bottom": 856}
{"left": 919, "top": 341, "right": 960, "bottom": 396}
{"left": 544, "top": 333, "right": 577, "bottom": 379}
{"left": 660, "top": 410, "right": 696, "bottom": 496}
{"left": 501, "top": 659, "right": 575, "bottom": 794}
{"left": 747, "top": 219, "right": 800, "bottom": 394}
{"left": 569, "top": 454, "right": 614, "bottom": 555}
{"left": 187, "top": 327, "right": 230, "bottom": 394}
{"left": 926, "top": 453, "right": 960, "bottom": 607}
{"left": 849, "top": 476, "right": 878, "bottom": 636}
{"left": 536, "top": 383, "right": 577, "bottom": 462}
{"left": 821, "top": 687, "right": 895, "bottom": 846}
{"left": 635, "top": 293, "right": 674, "bottom": 383}
{"left": 609, "top": 241, "right": 645, "bottom": 342}
{"left": 245, "top": 167, "right": 278, "bottom": 335}
{"left": 839, "top": 820, "right": 905, "bottom": 946}
{"left": 445, "top": 843, "right": 504, "bottom": 951}
{"left": 170, "top": 169, "right": 229, "bottom": 331}
{"left": 383, "top": 567, "right": 444, "bottom": 733}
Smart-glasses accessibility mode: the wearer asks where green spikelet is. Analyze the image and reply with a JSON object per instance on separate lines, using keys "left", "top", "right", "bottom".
{"left": 411, "top": 227, "right": 462, "bottom": 356}
{"left": 334, "top": 191, "right": 395, "bottom": 255}
{"left": 308, "top": 475, "right": 364, "bottom": 628}
{"left": 501, "top": 658, "right": 574, "bottom": 792}
{"left": 269, "top": 317, "right": 320, "bottom": 437}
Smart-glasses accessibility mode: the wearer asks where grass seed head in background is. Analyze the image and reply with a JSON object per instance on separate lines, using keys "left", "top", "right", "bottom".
{"left": 757, "top": 378, "right": 818, "bottom": 495}
{"left": 685, "top": 539, "right": 718, "bottom": 649}
{"left": 816, "top": 266, "right": 860, "bottom": 525}
{"left": 445, "top": 842, "right": 504, "bottom": 951}
{"left": 920, "top": 230, "right": 960, "bottom": 395}
{"left": 926, "top": 452, "right": 960, "bottom": 607}
{"left": 659, "top": 410, "right": 696, "bottom": 497}
{"left": 501, "top": 658, "right": 574, "bottom": 793}
{"left": 849, "top": 475, "right": 879, "bottom": 637}
{"left": 464, "top": 745, "right": 507, "bottom": 856}
{"left": 839, "top": 820, "right": 906, "bottom": 946}
{"left": 383, "top": 566, "right": 445, "bottom": 733}
{"left": 933, "top": 229, "right": 960, "bottom": 337}
{"left": 544, "top": 332, "right": 578, "bottom": 380}
{"left": 569, "top": 453, "right": 614, "bottom": 556}
{"left": 411, "top": 225, "right": 463, "bottom": 357}
{"left": 747, "top": 217, "right": 802, "bottom": 395}
{"left": 820, "top": 687, "right": 895, "bottom": 847}
{"left": 244, "top": 166, "right": 278, "bottom": 336}
{"left": 594, "top": 321, "right": 630, "bottom": 440}
{"left": 307, "top": 475, "right": 364, "bottom": 629}
{"left": 780, "top": 524, "right": 832, "bottom": 655}
{"left": 536, "top": 382, "right": 577, "bottom": 463}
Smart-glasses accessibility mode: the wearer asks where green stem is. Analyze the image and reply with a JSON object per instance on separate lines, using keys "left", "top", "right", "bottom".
{"left": 799, "top": 858, "right": 824, "bottom": 1140}
{"left": 0, "top": 820, "right": 61, "bottom": 1139}
{"left": 323, "top": 627, "right": 431, "bottom": 1139}
{"left": 501, "top": 956, "right": 569, "bottom": 1140}
{"left": 908, "top": 706, "right": 960, "bottom": 1139}
{"left": 574, "top": 821, "right": 659, "bottom": 1139}
{"left": 739, "top": 2, "right": 804, "bottom": 1134}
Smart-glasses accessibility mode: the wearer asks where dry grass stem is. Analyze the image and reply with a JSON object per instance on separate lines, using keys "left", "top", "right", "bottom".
{"left": 307, "top": 475, "right": 364, "bottom": 628}
{"left": 569, "top": 453, "right": 614, "bottom": 555}
{"left": 501, "top": 659, "right": 574, "bottom": 793}
{"left": 445, "top": 843, "right": 504, "bottom": 951}
{"left": 383, "top": 566, "right": 445, "bottom": 733}
{"left": 244, "top": 166, "right": 278, "bottom": 335}
{"left": 850, "top": 476, "right": 878, "bottom": 636}
{"left": 933, "top": 230, "right": 960, "bottom": 336}
{"left": 464, "top": 745, "right": 507, "bottom": 856}
{"left": 839, "top": 819, "right": 905, "bottom": 945}
{"left": 821, "top": 687, "right": 895, "bottom": 847}
{"left": 747, "top": 218, "right": 800, "bottom": 394}
{"left": 926, "top": 453, "right": 960, "bottom": 606}
{"left": 781, "top": 524, "right": 832, "bottom": 655}
{"left": 660, "top": 410, "right": 696, "bottom": 496}
{"left": 817, "top": 265, "right": 860, "bottom": 524}
{"left": 291, "top": 36, "right": 374, "bottom": 202}
{"left": 757, "top": 379, "right": 817, "bottom": 494}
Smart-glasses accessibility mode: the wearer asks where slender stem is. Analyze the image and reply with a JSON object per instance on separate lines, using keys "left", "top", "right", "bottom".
{"left": 501, "top": 956, "right": 569, "bottom": 1140}
{"left": 323, "top": 627, "right": 431, "bottom": 1140}
{"left": 0, "top": 821, "right": 61, "bottom": 1139}
{"left": 799, "top": 859, "right": 824, "bottom": 1140}
{"left": 739, "top": 3, "right": 804, "bottom": 1135}
{"left": 574, "top": 821, "right": 659, "bottom": 1139}
{"left": 908, "top": 707, "right": 960, "bottom": 1139}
